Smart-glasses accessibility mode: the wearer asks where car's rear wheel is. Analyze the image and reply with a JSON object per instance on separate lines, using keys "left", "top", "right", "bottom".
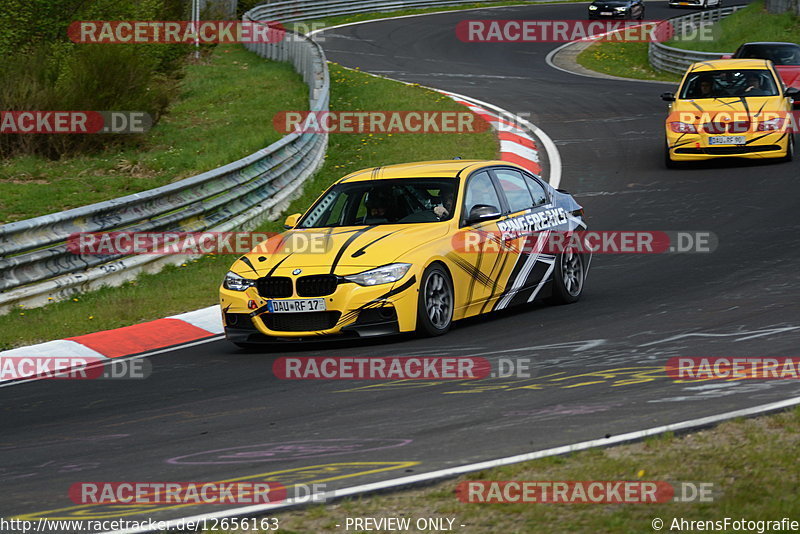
{"left": 417, "top": 264, "right": 454, "bottom": 336}
{"left": 548, "top": 250, "right": 585, "bottom": 305}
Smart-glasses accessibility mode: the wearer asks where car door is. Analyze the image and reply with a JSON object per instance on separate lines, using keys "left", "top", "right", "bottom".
{"left": 450, "top": 169, "right": 514, "bottom": 317}
{"left": 490, "top": 167, "right": 564, "bottom": 310}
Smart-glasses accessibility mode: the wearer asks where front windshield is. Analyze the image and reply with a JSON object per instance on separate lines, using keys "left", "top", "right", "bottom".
{"left": 736, "top": 44, "right": 800, "bottom": 66}
{"left": 298, "top": 178, "right": 458, "bottom": 228}
{"left": 679, "top": 69, "right": 780, "bottom": 99}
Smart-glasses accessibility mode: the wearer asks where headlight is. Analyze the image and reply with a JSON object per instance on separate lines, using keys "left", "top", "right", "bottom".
{"left": 669, "top": 121, "right": 697, "bottom": 134}
{"left": 614, "top": 6, "right": 627, "bottom": 10}
{"left": 223, "top": 271, "right": 256, "bottom": 291}
{"left": 588, "top": 5, "right": 598, "bottom": 9}
{"left": 344, "top": 263, "right": 411, "bottom": 286}
{"left": 757, "top": 117, "right": 786, "bottom": 131}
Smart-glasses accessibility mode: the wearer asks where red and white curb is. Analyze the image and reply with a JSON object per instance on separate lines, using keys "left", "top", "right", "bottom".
{"left": 0, "top": 306, "right": 222, "bottom": 384}
{"left": 438, "top": 89, "right": 541, "bottom": 175}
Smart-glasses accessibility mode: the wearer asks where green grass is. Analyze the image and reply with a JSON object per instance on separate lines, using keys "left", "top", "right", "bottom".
{"left": 576, "top": 40, "right": 682, "bottom": 82}
{"left": 0, "top": 44, "right": 308, "bottom": 223}
{"left": 0, "top": 62, "right": 496, "bottom": 349}
{"left": 667, "top": 1, "right": 800, "bottom": 52}
{"left": 256, "top": 407, "right": 800, "bottom": 533}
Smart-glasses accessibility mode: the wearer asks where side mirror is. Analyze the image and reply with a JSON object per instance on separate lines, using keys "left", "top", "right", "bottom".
{"left": 466, "top": 204, "right": 501, "bottom": 226}
{"left": 284, "top": 213, "right": 301, "bottom": 229}
{"left": 785, "top": 87, "right": 800, "bottom": 97}
{"left": 661, "top": 92, "right": 675, "bottom": 102}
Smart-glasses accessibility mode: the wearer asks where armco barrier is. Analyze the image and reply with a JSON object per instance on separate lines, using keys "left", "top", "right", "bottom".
{"left": 0, "top": 23, "right": 329, "bottom": 315}
{"left": 648, "top": 5, "right": 745, "bottom": 75}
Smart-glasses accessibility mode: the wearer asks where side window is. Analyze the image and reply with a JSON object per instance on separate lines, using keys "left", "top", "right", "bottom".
{"left": 463, "top": 171, "right": 501, "bottom": 221}
{"left": 522, "top": 173, "right": 548, "bottom": 206}
{"left": 494, "top": 168, "right": 534, "bottom": 214}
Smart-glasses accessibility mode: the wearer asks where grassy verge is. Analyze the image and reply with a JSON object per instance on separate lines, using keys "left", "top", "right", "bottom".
{"left": 575, "top": 1, "right": 800, "bottom": 82}
{"left": 0, "top": 63, "right": 496, "bottom": 349}
{"left": 0, "top": 44, "right": 308, "bottom": 223}
{"left": 254, "top": 407, "right": 800, "bottom": 533}
{"left": 667, "top": 1, "right": 800, "bottom": 52}
{"left": 576, "top": 40, "right": 682, "bottom": 82}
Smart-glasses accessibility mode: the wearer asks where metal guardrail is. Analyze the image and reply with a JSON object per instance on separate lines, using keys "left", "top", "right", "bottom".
{"left": 648, "top": 5, "right": 745, "bottom": 75}
{"left": 0, "top": 22, "right": 329, "bottom": 314}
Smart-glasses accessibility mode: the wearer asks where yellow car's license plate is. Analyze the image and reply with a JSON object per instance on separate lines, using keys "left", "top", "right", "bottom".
{"left": 267, "top": 298, "right": 327, "bottom": 313}
{"left": 709, "top": 136, "right": 746, "bottom": 145}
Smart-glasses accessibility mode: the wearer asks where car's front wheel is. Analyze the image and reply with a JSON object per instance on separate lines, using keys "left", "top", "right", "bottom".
{"left": 548, "top": 250, "right": 586, "bottom": 305}
{"left": 417, "top": 263, "right": 454, "bottom": 336}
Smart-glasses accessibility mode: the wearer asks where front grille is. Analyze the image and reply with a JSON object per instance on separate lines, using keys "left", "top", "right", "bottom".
{"left": 675, "top": 145, "right": 781, "bottom": 155}
{"left": 296, "top": 275, "right": 338, "bottom": 297}
{"left": 701, "top": 122, "right": 751, "bottom": 134}
{"left": 263, "top": 311, "right": 341, "bottom": 332}
{"left": 256, "top": 276, "right": 293, "bottom": 298}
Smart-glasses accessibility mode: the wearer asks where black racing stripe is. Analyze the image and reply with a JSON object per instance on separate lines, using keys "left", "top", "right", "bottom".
{"left": 329, "top": 227, "right": 371, "bottom": 274}
{"left": 266, "top": 254, "right": 292, "bottom": 277}
{"left": 336, "top": 275, "right": 417, "bottom": 325}
{"left": 351, "top": 230, "right": 398, "bottom": 258}
{"left": 480, "top": 239, "right": 513, "bottom": 314}
{"left": 506, "top": 258, "right": 555, "bottom": 308}
{"left": 446, "top": 253, "right": 493, "bottom": 288}
{"left": 238, "top": 255, "right": 258, "bottom": 275}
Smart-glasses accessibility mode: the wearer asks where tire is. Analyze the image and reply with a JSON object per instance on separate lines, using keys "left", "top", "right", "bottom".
{"left": 416, "top": 263, "right": 454, "bottom": 336}
{"left": 637, "top": 7, "right": 645, "bottom": 19}
{"left": 547, "top": 250, "right": 586, "bottom": 305}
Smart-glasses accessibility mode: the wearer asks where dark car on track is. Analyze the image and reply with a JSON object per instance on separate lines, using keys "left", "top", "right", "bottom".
{"left": 588, "top": 0, "right": 645, "bottom": 19}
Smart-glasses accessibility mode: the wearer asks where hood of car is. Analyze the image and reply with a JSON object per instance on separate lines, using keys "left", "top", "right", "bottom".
{"left": 671, "top": 95, "right": 786, "bottom": 117}
{"left": 232, "top": 224, "right": 450, "bottom": 276}
{"left": 591, "top": 1, "right": 630, "bottom": 7}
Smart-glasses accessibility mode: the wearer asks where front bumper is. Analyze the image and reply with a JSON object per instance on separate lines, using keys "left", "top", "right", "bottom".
{"left": 219, "top": 271, "right": 419, "bottom": 342}
{"left": 666, "top": 131, "right": 791, "bottom": 161}
{"left": 588, "top": 10, "right": 630, "bottom": 18}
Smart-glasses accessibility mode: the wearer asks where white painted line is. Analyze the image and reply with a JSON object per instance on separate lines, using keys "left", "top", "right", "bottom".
{"left": 544, "top": 27, "right": 677, "bottom": 85}
{"left": 102, "top": 394, "right": 800, "bottom": 534}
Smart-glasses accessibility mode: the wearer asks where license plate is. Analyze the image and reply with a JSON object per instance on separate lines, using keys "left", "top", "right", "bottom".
{"left": 267, "top": 298, "right": 326, "bottom": 313}
{"left": 600, "top": 11, "right": 613, "bottom": 15}
{"left": 709, "top": 136, "right": 746, "bottom": 145}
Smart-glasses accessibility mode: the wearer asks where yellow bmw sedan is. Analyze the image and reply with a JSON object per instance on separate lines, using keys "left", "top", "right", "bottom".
{"left": 219, "top": 160, "right": 589, "bottom": 346}
{"left": 662, "top": 59, "right": 798, "bottom": 167}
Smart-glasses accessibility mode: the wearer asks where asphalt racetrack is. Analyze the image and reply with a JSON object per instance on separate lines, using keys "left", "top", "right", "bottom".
{"left": 3, "top": 2, "right": 800, "bottom": 530}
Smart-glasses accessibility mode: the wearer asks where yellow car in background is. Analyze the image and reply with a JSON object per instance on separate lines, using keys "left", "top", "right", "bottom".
{"left": 661, "top": 59, "right": 799, "bottom": 167}
{"left": 219, "top": 160, "right": 589, "bottom": 346}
